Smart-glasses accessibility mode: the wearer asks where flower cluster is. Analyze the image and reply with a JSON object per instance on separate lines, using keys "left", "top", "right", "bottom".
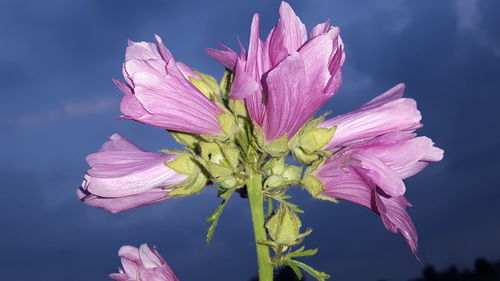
{"left": 78, "top": 2, "right": 443, "bottom": 280}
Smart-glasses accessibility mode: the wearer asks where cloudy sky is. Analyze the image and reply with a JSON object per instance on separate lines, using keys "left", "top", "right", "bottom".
{"left": 1, "top": 0, "right": 499, "bottom": 280}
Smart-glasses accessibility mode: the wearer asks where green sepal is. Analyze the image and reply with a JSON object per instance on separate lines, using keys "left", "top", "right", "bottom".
{"left": 168, "top": 170, "right": 207, "bottom": 197}
{"left": 266, "top": 204, "right": 302, "bottom": 246}
{"left": 302, "top": 174, "right": 338, "bottom": 203}
{"left": 170, "top": 131, "right": 199, "bottom": 148}
{"left": 264, "top": 134, "right": 289, "bottom": 157}
{"left": 300, "top": 126, "right": 336, "bottom": 153}
{"left": 165, "top": 153, "right": 198, "bottom": 175}
{"left": 217, "top": 113, "right": 237, "bottom": 138}
{"left": 292, "top": 147, "right": 320, "bottom": 165}
{"left": 189, "top": 71, "right": 220, "bottom": 99}
{"left": 205, "top": 161, "right": 233, "bottom": 178}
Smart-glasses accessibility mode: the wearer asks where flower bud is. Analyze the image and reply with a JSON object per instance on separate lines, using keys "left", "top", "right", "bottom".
{"left": 266, "top": 204, "right": 302, "bottom": 245}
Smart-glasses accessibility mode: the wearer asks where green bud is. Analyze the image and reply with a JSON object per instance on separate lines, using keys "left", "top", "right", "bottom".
{"left": 199, "top": 142, "right": 225, "bottom": 164}
{"left": 292, "top": 147, "right": 320, "bottom": 165}
{"left": 229, "top": 99, "right": 247, "bottom": 117}
{"left": 264, "top": 175, "right": 286, "bottom": 188}
{"left": 217, "top": 113, "right": 237, "bottom": 137}
{"left": 189, "top": 71, "right": 220, "bottom": 99}
{"left": 223, "top": 146, "right": 240, "bottom": 169}
{"left": 205, "top": 161, "right": 233, "bottom": 178}
{"left": 282, "top": 165, "right": 302, "bottom": 182}
{"left": 266, "top": 204, "right": 302, "bottom": 246}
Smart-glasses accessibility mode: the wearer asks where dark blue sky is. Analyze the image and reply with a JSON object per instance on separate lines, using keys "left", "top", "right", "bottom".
{"left": 1, "top": 0, "right": 499, "bottom": 280}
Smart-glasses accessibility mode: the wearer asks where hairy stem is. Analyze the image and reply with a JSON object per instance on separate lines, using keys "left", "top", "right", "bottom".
{"left": 247, "top": 169, "right": 273, "bottom": 281}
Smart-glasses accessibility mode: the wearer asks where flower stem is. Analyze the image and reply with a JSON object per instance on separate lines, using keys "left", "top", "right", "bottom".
{"left": 247, "top": 168, "right": 273, "bottom": 281}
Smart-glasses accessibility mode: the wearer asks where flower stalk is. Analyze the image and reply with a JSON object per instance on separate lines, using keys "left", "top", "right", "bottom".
{"left": 247, "top": 168, "right": 273, "bottom": 281}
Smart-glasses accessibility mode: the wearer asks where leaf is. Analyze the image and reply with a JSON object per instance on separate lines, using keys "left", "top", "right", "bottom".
{"left": 205, "top": 188, "right": 235, "bottom": 243}
{"left": 288, "top": 260, "right": 330, "bottom": 281}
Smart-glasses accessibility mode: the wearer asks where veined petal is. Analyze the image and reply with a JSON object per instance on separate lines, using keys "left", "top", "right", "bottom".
{"left": 125, "top": 40, "right": 163, "bottom": 61}
{"left": 263, "top": 52, "right": 306, "bottom": 141}
{"left": 298, "top": 32, "right": 334, "bottom": 101}
{"left": 269, "top": 1, "right": 307, "bottom": 66}
{"left": 205, "top": 42, "right": 239, "bottom": 70}
{"left": 351, "top": 151, "right": 406, "bottom": 197}
{"left": 316, "top": 150, "right": 418, "bottom": 255}
{"left": 321, "top": 85, "right": 422, "bottom": 149}
{"left": 310, "top": 19, "right": 331, "bottom": 38}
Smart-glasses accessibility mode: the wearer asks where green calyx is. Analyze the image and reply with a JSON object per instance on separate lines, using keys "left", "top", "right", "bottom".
{"left": 253, "top": 124, "right": 290, "bottom": 157}
{"left": 164, "top": 153, "right": 207, "bottom": 197}
{"left": 290, "top": 114, "right": 336, "bottom": 165}
{"left": 302, "top": 174, "right": 338, "bottom": 203}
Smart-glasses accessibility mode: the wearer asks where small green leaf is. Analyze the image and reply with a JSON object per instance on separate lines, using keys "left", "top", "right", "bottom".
{"left": 288, "top": 260, "right": 330, "bottom": 281}
{"left": 206, "top": 188, "right": 235, "bottom": 243}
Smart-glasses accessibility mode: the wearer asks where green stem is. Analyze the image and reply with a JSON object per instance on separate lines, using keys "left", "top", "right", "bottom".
{"left": 247, "top": 169, "right": 273, "bottom": 281}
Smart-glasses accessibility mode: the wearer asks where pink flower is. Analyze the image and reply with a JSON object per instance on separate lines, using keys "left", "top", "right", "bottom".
{"left": 115, "top": 35, "right": 224, "bottom": 135}
{"left": 207, "top": 1, "right": 345, "bottom": 142}
{"left": 319, "top": 83, "right": 422, "bottom": 150}
{"left": 311, "top": 131, "right": 443, "bottom": 254}
{"left": 110, "top": 244, "right": 180, "bottom": 281}
{"left": 77, "top": 134, "right": 187, "bottom": 213}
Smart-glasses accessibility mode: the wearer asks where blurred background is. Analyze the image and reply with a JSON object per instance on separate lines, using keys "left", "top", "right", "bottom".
{"left": 1, "top": 0, "right": 499, "bottom": 280}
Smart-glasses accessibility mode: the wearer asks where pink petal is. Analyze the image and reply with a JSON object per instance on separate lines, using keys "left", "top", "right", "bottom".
{"left": 205, "top": 42, "right": 239, "bottom": 70}
{"left": 310, "top": 19, "right": 331, "bottom": 38}
{"left": 229, "top": 59, "right": 261, "bottom": 100}
{"left": 263, "top": 52, "right": 307, "bottom": 141}
{"left": 321, "top": 87, "right": 422, "bottom": 149}
{"left": 98, "top": 133, "right": 143, "bottom": 153}
{"left": 269, "top": 1, "right": 308, "bottom": 66}
{"left": 77, "top": 187, "right": 171, "bottom": 214}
